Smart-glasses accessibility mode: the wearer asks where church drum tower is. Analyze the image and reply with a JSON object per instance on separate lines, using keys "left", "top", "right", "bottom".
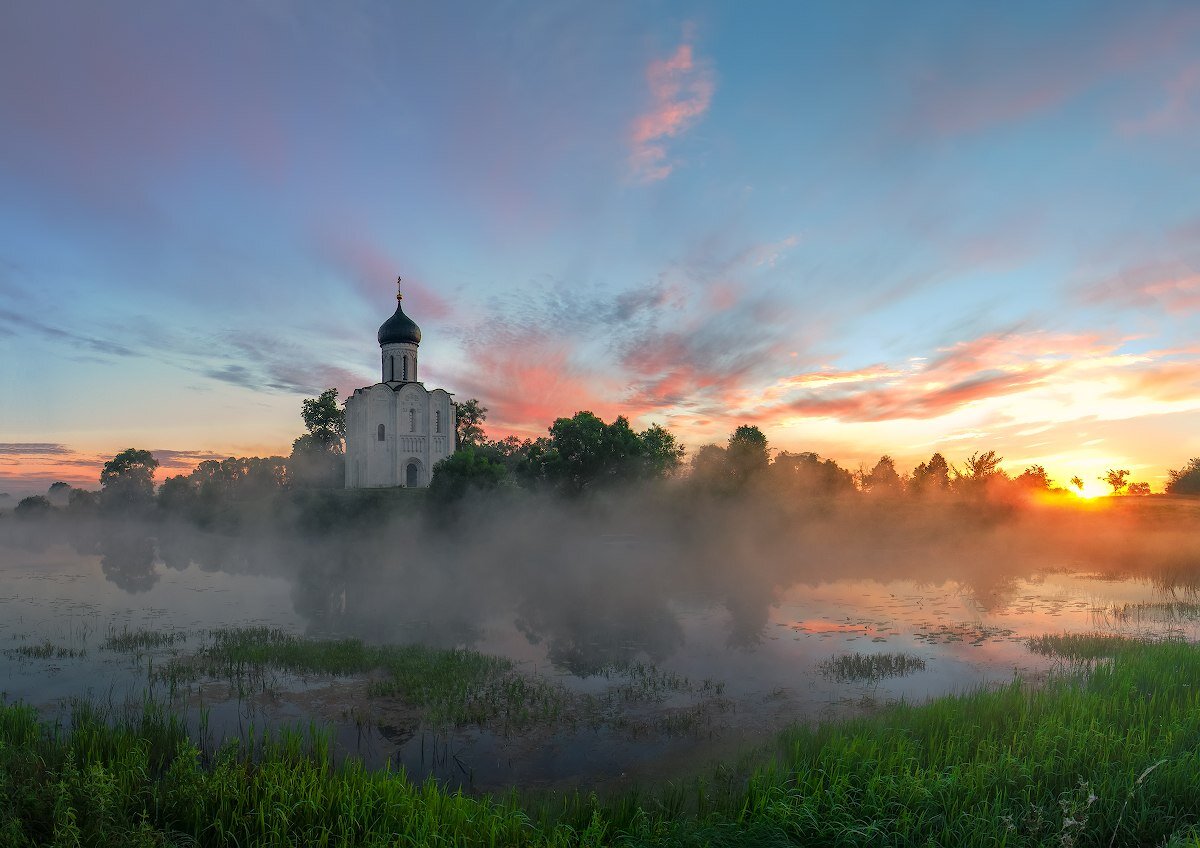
{"left": 343, "top": 280, "right": 456, "bottom": 488}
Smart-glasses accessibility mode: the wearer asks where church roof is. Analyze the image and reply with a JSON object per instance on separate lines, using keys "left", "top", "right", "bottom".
{"left": 377, "top": 299, "right": 422, "bottom": 346}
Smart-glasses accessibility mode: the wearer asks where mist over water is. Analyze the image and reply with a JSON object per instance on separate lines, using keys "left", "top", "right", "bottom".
{"left": 3, "top": 487, "right": 1200, "bottom": 789}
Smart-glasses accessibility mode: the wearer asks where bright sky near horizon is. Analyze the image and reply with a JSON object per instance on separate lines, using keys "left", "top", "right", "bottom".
{"left": 2, "top": 1, "right": 1198, "bottom": 496}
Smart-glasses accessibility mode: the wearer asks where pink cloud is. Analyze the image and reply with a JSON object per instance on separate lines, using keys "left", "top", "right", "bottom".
{"left": 628, "top": 38, "right": 715, "bottom": 183}
{"left": 1083, "top": 261, "right": 1200, "bottom": 314}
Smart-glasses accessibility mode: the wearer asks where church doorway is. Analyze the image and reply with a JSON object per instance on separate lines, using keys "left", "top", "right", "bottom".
{"left": 406, "top": 461, "right": 419, "bottom": 488}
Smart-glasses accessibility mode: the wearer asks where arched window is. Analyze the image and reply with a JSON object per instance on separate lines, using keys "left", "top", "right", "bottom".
{"left": 377, "top": 424, "right": 385, "bottom": 441}
{"left": 389, "top": 356, "right": 397, "bottom": 381}
{"left": 434, "top": 410, "right": 441, "bottom": 433}
{"left": 402, "top": 355, "right": 409, "bottom": 381}
{"left": 409, "top": 409, "right": 416, "bottom": 432}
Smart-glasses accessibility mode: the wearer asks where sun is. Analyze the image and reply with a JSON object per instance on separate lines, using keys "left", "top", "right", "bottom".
{"left": 1070, "top": 480, "right": 1109, "bottom": 500}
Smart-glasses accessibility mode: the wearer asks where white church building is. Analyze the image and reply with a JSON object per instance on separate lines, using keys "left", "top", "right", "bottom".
{"left": 344, "top": 280, "right": 456, "bottom": 488}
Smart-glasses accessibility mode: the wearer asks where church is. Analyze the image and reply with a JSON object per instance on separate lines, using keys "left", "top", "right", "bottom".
{"left": 343, "top": 279, "right": 456, "bottom": 488}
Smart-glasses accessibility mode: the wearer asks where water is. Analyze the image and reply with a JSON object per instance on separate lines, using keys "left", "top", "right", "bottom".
{"left": 2, "top": 502, "right": 1198, "bottom": 792}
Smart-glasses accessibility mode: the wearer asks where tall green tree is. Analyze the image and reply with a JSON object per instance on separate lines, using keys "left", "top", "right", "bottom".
{"left": 291, "top": 389, "right": 346, "bottom": 488}
{"left": 455, "top": 399, "right": 487, "bottom": 449}
{"left": 293, "top": 388, "right": 345, "bottom": 455}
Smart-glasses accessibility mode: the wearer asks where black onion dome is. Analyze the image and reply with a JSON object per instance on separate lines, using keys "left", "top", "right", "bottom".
{"left": 377, "top": 300, "right": 422, "bottom": 346}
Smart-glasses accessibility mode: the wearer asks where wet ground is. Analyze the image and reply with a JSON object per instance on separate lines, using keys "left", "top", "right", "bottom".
{"left": 3, "top": 512, "right": 1199, "bottom": 793}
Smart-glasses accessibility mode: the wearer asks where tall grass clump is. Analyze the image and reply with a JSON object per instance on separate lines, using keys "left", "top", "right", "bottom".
{"left": 818, "top": 651, "right": 926, "bottom": 682}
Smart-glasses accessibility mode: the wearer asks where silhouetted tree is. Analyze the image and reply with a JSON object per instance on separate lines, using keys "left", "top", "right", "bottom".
{"left": 1070, "top": 476, "right": 1085, "bottom": 493}
{"left": 727, "top": 425, "right": 769, "bottom": 487}
{"left": 1126, "top": 481, "right": 1151, "bottom": 496}
{"left": 1166, "top": 458, "right": 1200, "bottom": 495}
{"left": 769, "top": 451, "right": 855, "bottom": 498}
{"left": 46, "top": 481, "right": 71, "bottom": 506}
{"left": 690, "top": 444, "right": 730, "bottom": 490}
{"left": 14, "top": 495, "right": 53, "bottom": 518}
{"left": 954, "top": 451, "right": 1004, "bottom": 491}
{"left": 1015, "top": 465, "right": 1052, "bottom": 491}
{"left": 910, "top": 453, "right": 951, "bottom": 495}
{"left": 455, "top": 398, "right": 487, "bottom": 449}
{"left": 1103, "top": 469, "right": 1129, "bottom": 495}
{"left": 100, "top": 449, "right": 160, "bottom": 511}
{"left": 864, "top": 455, "right": 903, "bottom": 495}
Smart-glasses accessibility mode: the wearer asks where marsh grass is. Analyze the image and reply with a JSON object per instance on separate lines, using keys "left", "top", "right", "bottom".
{"left": 2, "top": 641, "right": 85, "bottom": 660}
{"left": 818, "top": 650, "right": 926, "bottom": 682}
{"left": 103, "top": 626, "right": 187, "bottom": 653}
{"left": 156, "top": 628, "right": 731, "bottom": 735}
{"left": 1025, "top": 632, "right": 1173, "bottom": 662}
{"left": 5, "top": 643, "right": 1200, "bottom": 845}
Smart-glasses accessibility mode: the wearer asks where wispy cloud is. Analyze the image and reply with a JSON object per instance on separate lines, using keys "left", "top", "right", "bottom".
{"left": 628, "top": 34, "right": 715, "bottom": 183}
{"left": 0, "top": 443, "right": 72, "bottom": 455}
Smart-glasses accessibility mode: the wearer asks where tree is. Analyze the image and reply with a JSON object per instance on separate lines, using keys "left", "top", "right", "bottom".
{"left": 46, "top": 481, "right": 71, "bottom": 506}
{"left": 291, "top": 389, "right": 346, "bottom": 488}
{"left": 863, "top": 455, "right": 903, "bottom": 494}
{"left": 1103, "top": 469, "right": 1129, "bottom": 495}
{"left": 295, "top": 388, "right": 345, "bottom": 455}
{"left": 428, "top": 447, "right": 508, "bottom": 504}
{"left": 910, "top": 453, "right": 951, "bottom": 495}
{"left": 1166, "top": 458, "right": 1200, "bottom": 495}
{"left": 1015, "top": 465, "right": 1052, "bottom": 491}
{"left": 1070, "top": 476, "right": 1085, "bottom": 493}
{"left": 726, "top": 425, "right": 769, "bottom": 487}
{"left": 638, "top": 423, "right": 685, "bottom": 477}
{"left": 543, "top": 412, "right": 643, "bottom": 494}
{"left": 14, "top": 495, "right": 53, "bottom": 518}
{"left": 769, "top": 451, "right": 855, "bottom": 498}
{"left": 1126, "top": 481, "right": 1151, "bottom": 496}
{"left": 455, "top": 399, "right": 487, "bottom": 449}
{"left": 691, "top": 444, "right": 730, "bottom": 487}
{"left": 100, "top": 449, "right": 160, "bottom": 510}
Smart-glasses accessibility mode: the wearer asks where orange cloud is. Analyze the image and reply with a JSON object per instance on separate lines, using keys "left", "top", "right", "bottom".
{"left": 628, "top": 38, "right": 714, "bottom": 183}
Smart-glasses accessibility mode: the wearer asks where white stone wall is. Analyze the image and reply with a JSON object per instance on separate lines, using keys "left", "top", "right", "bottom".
{"left": 344, "top": 382, "right": 456, "bottom": 489}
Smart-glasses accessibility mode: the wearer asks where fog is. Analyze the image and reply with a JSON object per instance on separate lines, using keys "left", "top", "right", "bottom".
{"left": 6, "top": 484, "right": 1199, "bottom": 673}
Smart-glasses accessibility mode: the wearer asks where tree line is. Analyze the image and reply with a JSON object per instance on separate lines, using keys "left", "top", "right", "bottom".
{"left": 7, "top": 387, "right": 1200, "bottom": 521}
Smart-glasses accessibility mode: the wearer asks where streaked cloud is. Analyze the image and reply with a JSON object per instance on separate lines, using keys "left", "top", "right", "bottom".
{"left": 628, "top": 35, "right": 714, "bottom": 183}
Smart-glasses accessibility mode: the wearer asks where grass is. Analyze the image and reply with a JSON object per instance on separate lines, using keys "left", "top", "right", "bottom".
{"left": 104, "top": 626, "right": 188, "bottom": 653}
{"left": 1025, "top": 632, "right": 1171, "bottom": 662}
{"left": 156, "top": 627, "right": 731, "bottom": 734}
{"left": 2, "top": 641, "right": 85, "bottom": 660}
{"left": 818, "top": 651, "right": 927, "bottom": 683}
{"left": 6, "top": 642, "right": 1200, "bottom": 845}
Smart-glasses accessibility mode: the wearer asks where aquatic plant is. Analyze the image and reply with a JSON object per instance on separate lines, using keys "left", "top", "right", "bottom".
{"left": 818, "top": 651, "right": 926, "bottom": 682}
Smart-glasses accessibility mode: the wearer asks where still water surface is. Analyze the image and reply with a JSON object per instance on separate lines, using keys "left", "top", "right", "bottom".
{"left": 1, "top": 514, "right": 1196, "bottom": 791}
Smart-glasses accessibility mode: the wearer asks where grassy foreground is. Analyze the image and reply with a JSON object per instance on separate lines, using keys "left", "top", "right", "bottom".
{"left": 4, "top": 644, "right": 1200, "bottom": 846}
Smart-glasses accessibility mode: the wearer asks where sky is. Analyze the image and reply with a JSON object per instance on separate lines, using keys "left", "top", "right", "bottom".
{"left": 1, "top": 0, "right": 1199, "bottom": 496}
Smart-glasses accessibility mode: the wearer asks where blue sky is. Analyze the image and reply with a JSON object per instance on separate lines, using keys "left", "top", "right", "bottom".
{"left": 2, "top": 0, "right": 1198, "bottom": 494}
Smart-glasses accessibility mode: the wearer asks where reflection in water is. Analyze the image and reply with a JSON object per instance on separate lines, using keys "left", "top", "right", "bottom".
{"left": 99, "top": 527, "right": 159, "bottom": 593}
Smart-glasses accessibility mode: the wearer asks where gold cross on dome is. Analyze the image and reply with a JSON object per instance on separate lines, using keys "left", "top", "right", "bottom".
{"left": 396, "top": 276, "right": 403, "bottom": 301}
